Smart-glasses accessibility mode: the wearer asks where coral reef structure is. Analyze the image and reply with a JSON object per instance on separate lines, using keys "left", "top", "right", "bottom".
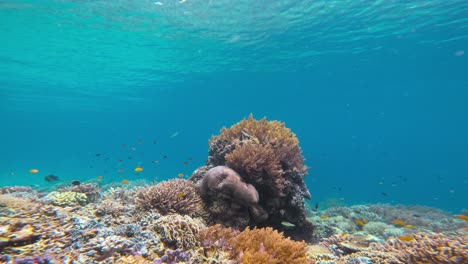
{"left": 136, "top": 179, "right": 207, "bottom": 219}
{"left": 190, "top": 114, "right": 313, "bottom": 241}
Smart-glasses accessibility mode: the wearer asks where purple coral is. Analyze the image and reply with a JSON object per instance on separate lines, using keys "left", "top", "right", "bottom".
{"left": 153, "top": 249, "right": 190, "bottom": 264}
{"left": 201, "top": 166, "right": 268, "bottom": 223}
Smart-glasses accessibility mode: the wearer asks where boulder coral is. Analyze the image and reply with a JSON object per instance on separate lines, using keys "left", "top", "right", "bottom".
{"left": 190, "top": 114, "right": 313, "bottom": 241}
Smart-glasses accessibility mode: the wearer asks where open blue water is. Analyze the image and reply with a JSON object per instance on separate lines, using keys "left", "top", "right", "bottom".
{"left": 1, "top": 0, "right": 467, "bottom": 212}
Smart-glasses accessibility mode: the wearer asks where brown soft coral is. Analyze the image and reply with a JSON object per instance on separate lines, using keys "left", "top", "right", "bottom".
{"left": 372, "top": 232, "right": 468, "bottom": 263}
{"left": 228, "top": 227, "right": 308, "bottom": 264}
{"left": 226, "top": 142, "right": 285, "bottom": 196}
{"left": 135, "top": 179, "right": 207, "bottom": 219}
{"left": 191, "top": 114, "right": 313, "bottom": 241}
{"left": 210, "top": 114, "right": 306, "bottom": 175}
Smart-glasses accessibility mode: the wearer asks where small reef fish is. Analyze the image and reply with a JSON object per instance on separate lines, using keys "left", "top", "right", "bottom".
{"left": 354, "top": 219, "right": 366, "bottom": 227}
{"left": 176, "top": 192, "right": 186, "bottom": 198}
{"left": 340, "top": 232, "right": 348, "bottom": 238}
{"left": 320, "top": 215, "right": 328, "bottom": 219}
{"left": 404, "top": 224, "right": 415, "bottom": 229}
{"left": 280, "top": 221, "right": 295, "bottom": 227}
{"left": 170, "top": 132, "right": 179, "bottom": 138}
{"left": 71, "top": 180, "right": 81, "bottom": 186}
{"left": 392, "top": 219, "right": 407, "bottom": 227}
{"left": 121, "top": 179, "right": 130, "bottom": 185}
{"left": 95, "top": 153, "right": 102, "bottom": 157}
{"left": 134, "top": 167, "right": 143, "bottom": 173}
{"left": 454, "top": 214, "right": 468, "bottom": 221}
{"left": 117, "top": 169, "right": 125, "bottom": 173}
{"left": 29, "top": 169, "right": 39, "bottom": 174}
{"left": 177, "top": 173, "right": 184, "bottom": 178}
{"left": 397, "top": 235, "right": 415, "bottom": 242}
{"left": 97, "top": 176, "right": 103, "bottom": 180}
{"left": 44, "top": 175, "right": 59, "bottom": 182}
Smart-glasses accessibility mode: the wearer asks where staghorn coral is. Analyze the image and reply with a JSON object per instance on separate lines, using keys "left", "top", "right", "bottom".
{"left": 152, "top": 214, "right": 205, "bottom": 250}
{"left": 136, "top": 179, "right": 207, "bottom": 219}
{"left": 190, "top": 114, "right": 313, "bottom": 241}
{"left": 228, "top": 227, "right": 308, "bottom": 264}
{"left": 371, "top": 232, "right": 468, "bottom": 263}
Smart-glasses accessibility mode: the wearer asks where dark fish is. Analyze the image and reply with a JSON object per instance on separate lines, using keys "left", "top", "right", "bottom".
{"left": 381, "top": 192, "right": 388, "bottom": 196}
{"left": 183, "top": 161, "right": 189, "bottom": 165}
{"left": 162, "top": 155, "right": 168, "bottom": 159}
{"left": 96, "top": 154, "right": 101, "bottom": 157}
{"left": 44, "top": 175, "right": 59, "bottom": 182}
{"left": 312, "top": 202, "right": 319, "bottom": 211}
{"left": 128, "top": 157, "right": 133, "bottom": 160}
{"left": 71, "top": 180, "right": 81, "bottom": 186}
{"left": 152, "top": 141, "right": 157, "bottom": 144}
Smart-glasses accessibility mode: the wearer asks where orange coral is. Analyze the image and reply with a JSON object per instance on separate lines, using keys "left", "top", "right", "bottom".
{"left": 228, "top": 227, "right": 308, "bottom": 264}
{"left": 226, "top": 142, "right": 285, "bottom": 196}
{"left": 135, "top": 179, "right": 207, "bottom": 218}
{"left": 198, "top": 224, "right": 239, "bottom": 249}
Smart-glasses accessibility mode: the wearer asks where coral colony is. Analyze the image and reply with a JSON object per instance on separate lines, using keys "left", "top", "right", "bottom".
{"left": 0, "top": 115, "right": 467, "bottom": 263}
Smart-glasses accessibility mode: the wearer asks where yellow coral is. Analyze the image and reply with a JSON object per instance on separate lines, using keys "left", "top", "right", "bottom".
{"left": 229, "top": 227, "right": 308, "bottom": 264}
{"left": 48, "top": 191, "right": 88, "bottom": 206}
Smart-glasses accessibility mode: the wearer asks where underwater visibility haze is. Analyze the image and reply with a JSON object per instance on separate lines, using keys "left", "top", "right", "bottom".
{"left": 0, "top": 0, "right": 467, "bottom": 263}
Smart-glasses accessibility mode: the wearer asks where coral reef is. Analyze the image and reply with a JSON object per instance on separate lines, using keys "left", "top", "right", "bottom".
{"left": 136, "top": 179, "right": 207, "bottom": 219}
{"left": 57, "top": 183, "right": 101, "bottom": 203}
{"left": 47, "top": 191, "right": 88, "bottom": 206}
{"left": 190, "top": 114, "right": 313, "bottom": 241}
{"left": 1, "top": 188, "right": 467, "bottom": 263}
{"left": 200, "top": 166, "right": 268, "bottom": 226}
{"left": 152, "top": 214, "right": 205, "bottom": 250}
{"left": 153, "top": 248, "right": 190, "bottom": 264}
{"left": 229, "top": 227, "right": 308, "bottom": 264}
{"left": 371, "top": 232, "right": 468, "bottom": 263}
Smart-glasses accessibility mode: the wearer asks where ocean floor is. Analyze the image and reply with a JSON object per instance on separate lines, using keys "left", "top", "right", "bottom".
{"left": 0, "top": 182, "right": 466, "bottom": 264}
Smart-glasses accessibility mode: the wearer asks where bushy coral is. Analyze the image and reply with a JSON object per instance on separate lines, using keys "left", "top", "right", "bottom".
{"left": 198, "top": 224, "right": 239, "bottom": 250}
{"left": 152, "top": 214, "right": 205, "bottom": 250}
{"left": 135, "top": 179, "right": 207, "bottom": 218}
{"left": 190, "top": 115, "right": 313, "bottom": 241}
{"left": 228, "top": 227, "right": 308, "bottom": 264}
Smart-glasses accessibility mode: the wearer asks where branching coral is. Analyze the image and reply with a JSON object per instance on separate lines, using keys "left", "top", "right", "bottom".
{"left": 228, "top": 227, "right": 308, "bottom": 264}
{"left": 135, "top": 179, "right": 207, "bottom": 218}
{"left": 152, "top": 214, "right": 205, "bottom": 250}
{"left": 372, "top": 232, "right": 468, "bottom": 263}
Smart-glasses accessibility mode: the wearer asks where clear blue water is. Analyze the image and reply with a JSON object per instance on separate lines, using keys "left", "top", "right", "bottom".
{"left": 1, "top": 0, "right": 467, "bottom": 212}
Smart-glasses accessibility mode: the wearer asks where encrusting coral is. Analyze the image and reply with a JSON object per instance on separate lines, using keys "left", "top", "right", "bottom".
{"left": 190, "top": 114, "right": 313, "bottom": 241}
{"left": 135, "top": 179, "right": 207, "bottom": 219}
{"left": 47, "top": 191, "right": 88, "bottom": 206}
